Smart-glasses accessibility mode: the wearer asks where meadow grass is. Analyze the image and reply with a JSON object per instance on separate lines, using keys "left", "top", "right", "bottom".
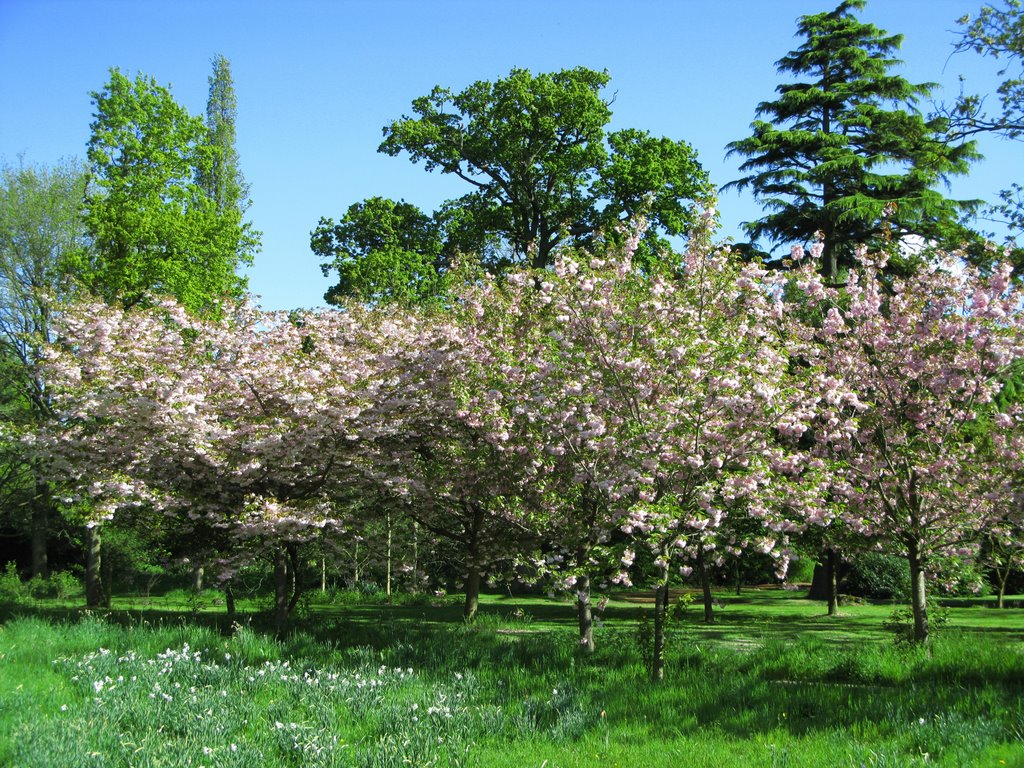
{"left": 1, "top": 590, "right": 1022, "bottom": 767}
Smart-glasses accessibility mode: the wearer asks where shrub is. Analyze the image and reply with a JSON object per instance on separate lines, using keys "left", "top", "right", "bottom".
{"left": 844, "top": 553, "right": 910, "bottom": 600}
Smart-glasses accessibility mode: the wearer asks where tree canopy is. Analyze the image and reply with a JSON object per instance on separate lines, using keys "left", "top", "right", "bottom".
{"left": 315, "top": 67, "right": 711, "bottom": 306}
{"left": 82, "top": 68, "right": 253, "bottom": 315}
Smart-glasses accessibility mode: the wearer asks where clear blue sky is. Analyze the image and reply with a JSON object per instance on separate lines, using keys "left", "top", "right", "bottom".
{"left": 1, "top": 0, "right": 1017, "bottom": 310}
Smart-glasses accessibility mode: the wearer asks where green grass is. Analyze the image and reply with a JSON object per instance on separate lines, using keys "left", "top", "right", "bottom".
{"left": 2, "top": 589, "right": 1023, "bottom": 766}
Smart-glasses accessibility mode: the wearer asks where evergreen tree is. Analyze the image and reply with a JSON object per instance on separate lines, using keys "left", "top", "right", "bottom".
{"left": 200, "top": 54, "right": 260, "bottom": 264}
{"left": 725, "top": 0, "right": 981, "bottom": 279}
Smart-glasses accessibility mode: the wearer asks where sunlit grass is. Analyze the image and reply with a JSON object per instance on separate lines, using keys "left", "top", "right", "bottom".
{"left": 2, "top": 589, "right": 1023, "bottom": 766}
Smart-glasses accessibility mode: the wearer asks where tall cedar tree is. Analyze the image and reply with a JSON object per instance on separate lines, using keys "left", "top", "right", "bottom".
{"left": 725, "top": 0, "right": 980, "bottom": 279}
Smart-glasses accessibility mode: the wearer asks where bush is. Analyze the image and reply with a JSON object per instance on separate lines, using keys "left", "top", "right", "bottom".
{"left": 844, "top": 553, "right": 910, "bottom": 600}
{"left": 0, "top": 562, "right": 23, "bottom": 603}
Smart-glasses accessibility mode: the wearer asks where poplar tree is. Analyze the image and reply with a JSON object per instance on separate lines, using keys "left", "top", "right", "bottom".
{"left": 200, "top": 54, "right": 260, "bottom": 263}
{"left": 725, "top": 0, "right": 980, "bottom": 279}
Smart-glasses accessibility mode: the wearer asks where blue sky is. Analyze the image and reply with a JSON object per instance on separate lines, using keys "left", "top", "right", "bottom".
{"left": 1, "top": 0, "right": 1017, "bottom": 310}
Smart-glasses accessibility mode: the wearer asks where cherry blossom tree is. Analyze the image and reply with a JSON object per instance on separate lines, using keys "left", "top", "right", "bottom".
{"left": 788, "top": 246, "right": 1024, "bottom": 642}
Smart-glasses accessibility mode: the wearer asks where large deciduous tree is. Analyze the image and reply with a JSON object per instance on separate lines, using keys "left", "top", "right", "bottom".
{"left": 311, "top": 197, "right": 446, "bottom": 307}
{"left": 725, "top": 0, "right": 980, "bottom": 279}
{"left": 0, "top": 158, "right": 91, "bottom": 578}
{"left": 315, "top": 67, "right": 710, "bottom": 303}
{"left": 82, "top": 68, "right": 253, "bottom": 315}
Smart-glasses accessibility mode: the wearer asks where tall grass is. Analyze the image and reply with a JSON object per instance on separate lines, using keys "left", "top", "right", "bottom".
{"left": 1, "top": 600, "right": 1022, "bottom": 767}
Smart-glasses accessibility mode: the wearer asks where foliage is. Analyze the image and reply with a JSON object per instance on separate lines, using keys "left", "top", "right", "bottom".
{"left": 311, "top": 196, "right": 447, "bottom": 307}
{"left": 953, "top": 0, "right": 1024, "bottom": 256}
{"left": 725, "top": 0, "right": 981, "bottom": 277}
{"left": 359, "top": 67, "right": 710, "bottom": 276}
{"left": 843, "top": 553, "right": 911, "bottom": 600}
{"left": 198, "top": 54, "right": 260, "bottom": 265}
{"left": 81, "top": 68, "right": 251, "bottom": 315}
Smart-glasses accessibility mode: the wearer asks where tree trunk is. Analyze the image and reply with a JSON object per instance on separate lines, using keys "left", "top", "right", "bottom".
{"left": 321, "top": 557, "right": 327, "bottom": 594}
{"left": 697, "top": 548, "right": 715, "bottom": 624}
{"left": 996, "top": 568, "right": 1008, "bottom": 609}
{"left": 273, "top": 547, "right": 289, "bottom": 633}
{"left": 907, "top": 539, "right": 929, "bottom": 643}
{"left": 225, "top": 582, "right": 236, "bottom": 623}
{"left": 651, "top": 565, "right": 669, "bottom": 683}
{"left": 192, "top": 563, "right": 204, "bottom": 593}
{"left": 30, "top": 481, "right": 49, "bottom": 578}
{"left": 286, "top": 545, "right": 303, "bottom": 615}
{"left": 825, "top": 548, "right": 839, "bottom": 616}
{"left": 464, "top": 564, "right": 480, "bottom": 622}
{"left": 85, "top": 525, "right": 103, "bottom": 608}
{"left": 463, "top": 502, "right": 485, "bottom": 622}
{"left": 576, "top": 572, "right": 595, "bottom": 654}
{"left": 385, "top": 512, "right": 392, "bottom": 597}
{"left": 101, "top": 542, "right": 113, "bottom": 608}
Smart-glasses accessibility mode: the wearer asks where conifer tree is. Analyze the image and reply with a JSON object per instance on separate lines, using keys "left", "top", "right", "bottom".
{"left": 725, "top": 0, "right": 980, "bottom": 279}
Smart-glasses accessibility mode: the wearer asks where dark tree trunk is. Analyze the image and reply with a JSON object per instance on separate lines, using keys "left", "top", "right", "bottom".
{"left": 463, "top": 503, "right": 484, "bottom": 622}
{"left": 273, "top": 547, "right": 289, "bottom": 633}
{"left": 825, "top": 548, "right": 840, "bottom": 616}
{"left": 907, "top": 538, "right": 929, "bottom": 643}
{"left": 85, "top": 525, "right": 103, "bottom": 608}
{"left": 225, "top": 582, "right": 236, "bottom": 623}
{"left": 286, "top": 544, "right": 303, "bottom": 614}
{"left": 697, "top": 548, "right": 715, "bottom": 624}
{"left": 30, "top": 481, "right": 49, "bottom": 578}
{"left": 576, "top": 572, "right": 594, "bottom": 654}
{"left": 101, "top": 542, "right": 113, "bottom": 608}
{"left": 651, "top": 565, "right": 669, "bottom": 683}
{"left": 464, "top": 564, "right": 481, "bottom": 622}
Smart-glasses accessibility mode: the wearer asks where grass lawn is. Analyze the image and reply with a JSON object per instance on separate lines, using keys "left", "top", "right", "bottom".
{"left": 1, "top": 588, "right": 1022, "bottom": 767}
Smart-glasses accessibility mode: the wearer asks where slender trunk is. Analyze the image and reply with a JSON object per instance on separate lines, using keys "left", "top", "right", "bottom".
{"left": 353, "top": 541, "right": 360, "bottom": 586}
{"left": 697, "top": 548, "right": 714, "bottom": 624}
{"left": 192, "top": 563, "right": 204, "bottom": 593}
{"left": 576, "top": 572, "right": 595, "bottom": 654}
{"left": 826, "top": 548, "right": 839, "bottom": 616}
{"left": 734, "top": 561, "right": 742, "bottom": 596}
{"left": 385, "top": 512, "right": 392, "bottom": 597}
{"left": 85, "top": 525, "right": 103, "bottom": 608}
{"left": 464, "top": 564, "right": 481, "bottom": 622}
{"left": 286, "top": 544, "right": 302, "bottom": 614}
{"left": 996, "top": 568, "right": 1008, "bottom": 609}
{"left": 225, "top": 582, "right": 236, "bottom": 623}
{"left": 651, "top": 564, "right": 669, "bottom": 683}
{"left": 101, "top": 543, "right": 112, "bottom": 608}
{"left": 907, "top": 538, "right": 929, "bottom": 643}
{"left": 413, "top": 522, "right": 419, "bottom": 591}
{"left": 321, "top": 557, "right": 327, "bottom": 594}
{"left": 273, "top": 547, "right": 289, "bottom": 633}
{"left": 30, "top": 481, "right": 49, "bottom": 578}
